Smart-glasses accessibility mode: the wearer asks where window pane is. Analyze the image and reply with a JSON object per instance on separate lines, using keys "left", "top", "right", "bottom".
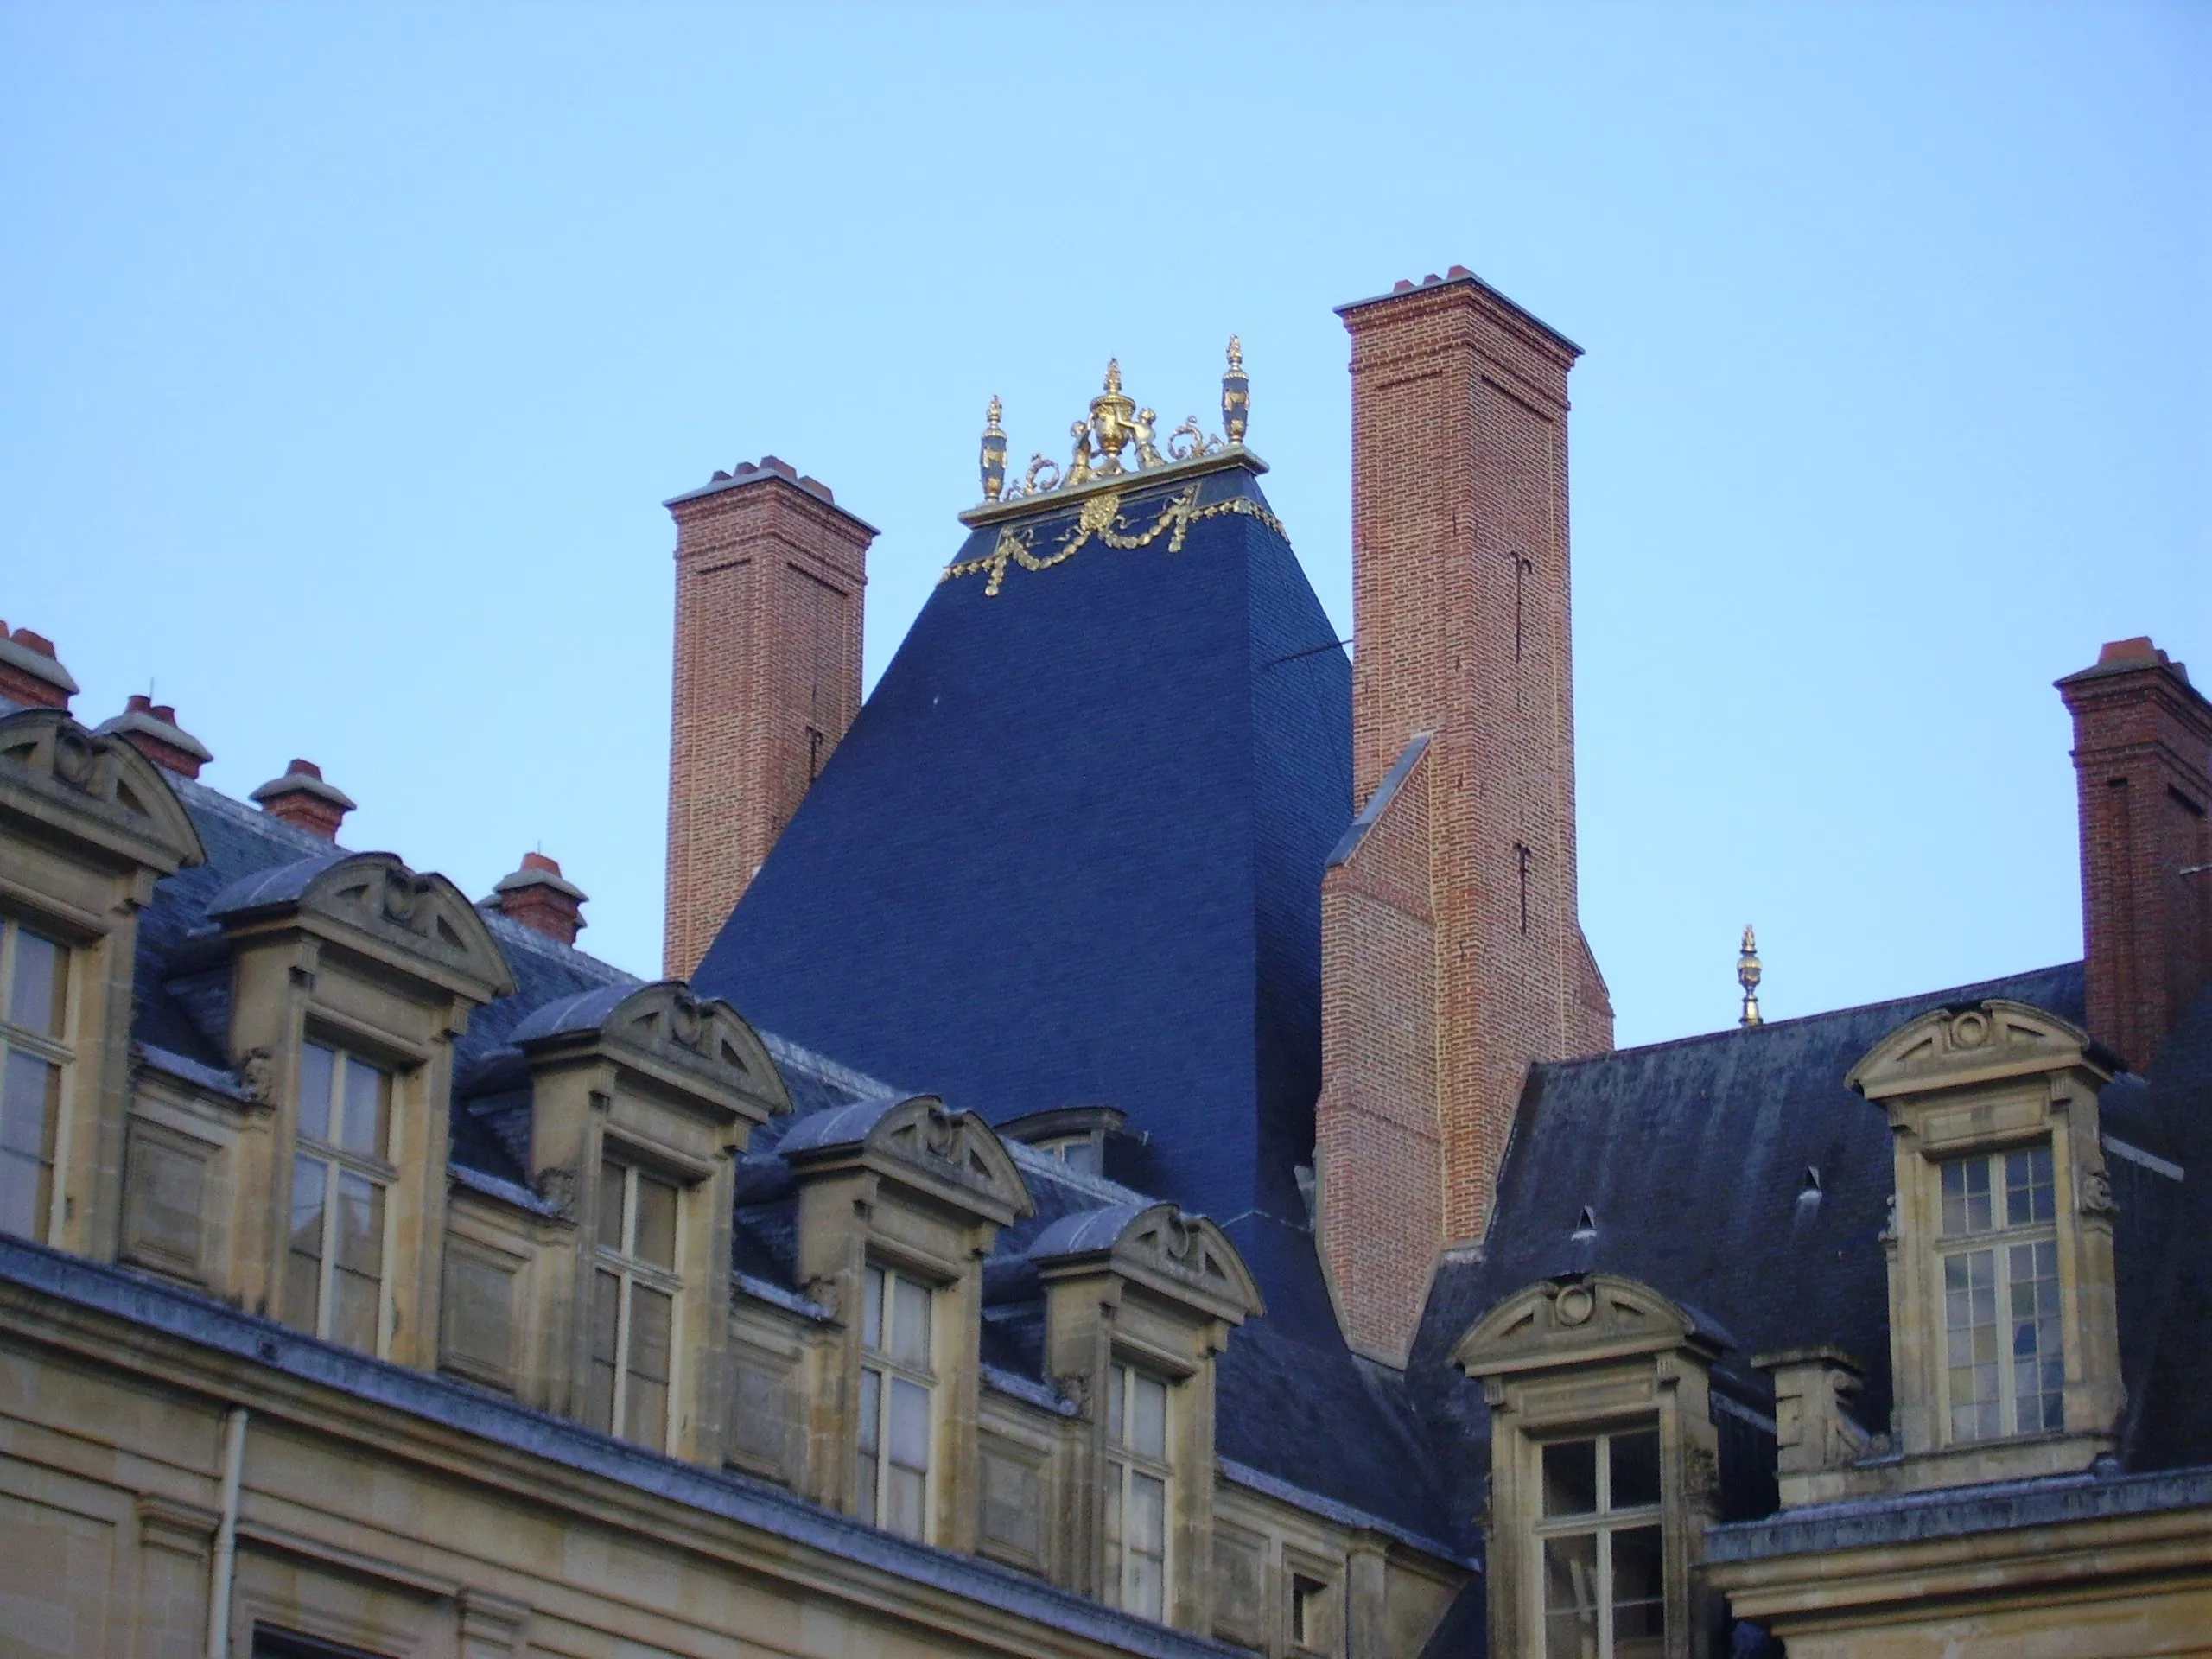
{"left": 626, "top": 1284, "right": 672, "bottom": 1448}
{"left": 0, "top": 1141, "right": 41, "bottom": 1241}
{"left": 8, "top": 930, "right": 64, "bottom": 1037}
{"left": 2010, "top": 1239, "right": 2065, "bottom": 1433}
{"left": 587, "top": 1268, "right": 620, "bottom": 1433}
{"left": 330, "top": 1173, "right": 384, "bottom": 1351}
{"left": 340, "top": 1058, "right": 388, "bottom": 1158}
{"left": 887, "top": 1460, "right": 926, "bottom": 1541}
{"left": 1945, "top": 1248, "right": 2001, "bottom": 1441}
{"left": 1129, "top": 1370, "right": 1168, "bottom": 1461}
{"left": 1611, "top": 1524, "right": 1666, "bottom": 1657}
{"left": 2006, "top": 1145, "right": 2056, "bottom": 1227}
{"left": 1542, "top": 1532, "right": 1599, "bottom": 1659}
{"left": 891, "top": 1273, "right": 931, "bottom": 1370}
{"left": 296, "top": 1043, "right": 335, "bottom": 1144}
{"left": 0, "top": 1051, "right": 57, "bottom": 1240}
{"left": 861, "top": 1265, "right": 885, "bottom": 1352}
{"left": 283, "top": 1155, "right": 327, "bottom": 1333}
{"left": 1108, "top": 1363, "right": 1126, "bottom": 1446}
{"left": 632, "top": 1173, "right": 678, "bottom": 1269}
{"left": 596, "top": 1160, "right": 626, "bottom": 1252}
{"left": 1063, "top": 1139, "right": 1101, "bottom": 1175}
{"left": 1104, "top": 1462, "right": 1122, "bottom": 1600}
{"left": 1610, "top": 1429, "right": 1662, "bottom": 1510}
{"left": 858, "top": 1367, "right": 881, "bottom": 1456}
{"left": 1542, "top": 1439, "right": 1599, "bottom": 1516}
{"left": 1942, "top": 1157, "right": 1993, "bottom": 1236}
{"left": 888, "top": 1376, "right": 930, "bottom": 1471}
{"left": 1128, "top": 1471, "right": 1166, "bottom": 1620}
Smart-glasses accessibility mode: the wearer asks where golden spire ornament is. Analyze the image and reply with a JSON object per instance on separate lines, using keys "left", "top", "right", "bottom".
{"left": 1221, "top": 334, "right": 1250, "bottom": 445}
{"left": 1737, "top": 925, "right": 1764, "bottom": 1027}
{"left": 979, "top": 395, "right": 1007, "bottom": 503}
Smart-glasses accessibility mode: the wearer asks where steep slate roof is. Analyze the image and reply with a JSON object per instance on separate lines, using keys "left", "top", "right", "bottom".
{"left": 693, "top": 460, "right": 1353, "bottom": 1246}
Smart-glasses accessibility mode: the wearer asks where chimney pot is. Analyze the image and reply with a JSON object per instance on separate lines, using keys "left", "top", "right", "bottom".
{"left": 1446, "top": 264, "right": 1474, "bottom": 279}
{"left": 95, "top": 696, "right": 213, "bottom": 779}
{"left": 250, "top": 759, "right": 355, "bottom": 840}
{"left": 0, "top": 622, "right": 80, "bottom": 710}
{"left": 489, "top": 850, "right": 588, "bottom": 944}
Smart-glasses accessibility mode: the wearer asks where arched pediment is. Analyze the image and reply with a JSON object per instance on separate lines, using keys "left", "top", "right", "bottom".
{"left": 1847, "top": 998, "right": 2106, "bottom": 1102}
{"left": 213, "top": 851, "right": 515, "bottom": 1003}
{"left": 1028, "top": 1200, "right": 1264, "bottom": 1325}
{"left": 609, "top": 982, "right": 791, "bottom": 1117}
{"left": 0, "top": 709, "right": 204, "bottom": 873}
{"left": 781, "top": 1093, "right": 1033, "bottom": 1224}
{"left": 1452, "top": 1273, "right": 1722, "bottom": 1381}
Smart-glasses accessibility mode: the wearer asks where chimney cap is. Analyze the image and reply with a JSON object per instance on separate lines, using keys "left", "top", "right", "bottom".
{"left": 2057, "top": 635, "right": 2196, "bottom": 691}
{"left": 493, "top": 850, "right": 588, "bottom": 902}
{"left": 662, "top": 456, "right": 874, "bottom": 529}
{"left": 0, "top": 624, "right": 81, "bottom": 697}
{"left": 93, "top": 696, "right": 214, "bottom": 769}
{"left": 250, "top": 759, "right": 358, "bottom": 811}
{"left": 1335, "top": 265, "right": 1584, "bottom": 356}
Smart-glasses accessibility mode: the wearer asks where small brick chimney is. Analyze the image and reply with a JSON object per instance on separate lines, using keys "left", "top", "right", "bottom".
{"left": 662, "top": 456, "right": 875, "bottom": 980}
{"left": 2058, "top": 637, "right": 2212, "bottom": 1073}
{"left": 0, "top": 622, "right": 79, "bottom": 711}
{"left": 489, "top": 852, "right": 588, "bottom": 945}
{"left": 1317, "top": 269, "right": 1615, "bottom": 1365}
{"left": 94, "top": 695, "right": 213, "bottom": 779}
{"left": 250, "top": 759, "right": 355, "bottom": 841}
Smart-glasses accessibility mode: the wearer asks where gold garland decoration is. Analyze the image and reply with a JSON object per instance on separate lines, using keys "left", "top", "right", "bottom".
{"left": 939, "top": 483, "right": 1287, "bottom": 597}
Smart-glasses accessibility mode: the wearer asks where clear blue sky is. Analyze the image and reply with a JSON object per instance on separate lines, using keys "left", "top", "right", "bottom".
{"left": 3, "top": 3, "right": 2204, "bottom": 1047}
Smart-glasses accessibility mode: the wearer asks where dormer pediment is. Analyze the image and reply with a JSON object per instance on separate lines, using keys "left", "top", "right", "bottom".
{"left": 1029, "top": 1200, "right": 1263, "bottom": 1326}
{"left": 0, "top": 709, "right": 204, "bottom": 876}
{"left": 512, "top": 981, "right": 790, "bottom": 1128}
{"left": 1847, "top": 998, "right": 2113, "bottom": 1105}
{"left": 1453, "top": 1273, "right": 1726, "bottom": 1382}
{"left": 210, "top": 850, "right": 514, "bottom": 1006}
{"left": 781, "top": 1093, "right": 1033, "bottom": 1227}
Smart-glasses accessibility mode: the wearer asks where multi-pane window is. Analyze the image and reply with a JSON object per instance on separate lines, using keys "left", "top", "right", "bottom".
{"left": 1939, "top": 1144, "right": 2063, "bottom": 1441}
{"left": 589, "top": 1157, "right": 681, "bottom": 1451}
{"left": 856, "top": 1263, "right": 934, "bottom": 1539}
{"left": 0, "top": 919, "right": 69, "bottom": 1243}
{"left": 283, "top": 1039, "right": 393, "bottom": 1352}
{"left": 1104, "top": 1361, "right": 1172, "bottom": 1622}
{"left": 1536, "top": 1428, "right": 1664, "bottom": 1659}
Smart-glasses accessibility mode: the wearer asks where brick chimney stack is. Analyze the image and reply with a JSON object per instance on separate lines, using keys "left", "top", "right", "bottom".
{"left": 95, "top": 695, "right": 213, "bottom": 779}
{"left": 489, "top": 852, "right": 588, "bottom": 945}
{"left": 1318, "top": 269, "right": 1614, "bottom": 1366}
{"left": 663, "top": 457, "right": 874, "bottom": 981}
{"left": 251, "top": 759, "right": 355, "bottom": 841}
{"left": 2058, "top": 637, "right": 2212, "bottom": 1073}
{"left": 0, "top": 623, "right": 79, "bottom": 711}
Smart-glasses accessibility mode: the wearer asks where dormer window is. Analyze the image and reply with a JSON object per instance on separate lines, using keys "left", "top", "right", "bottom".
{"left": 856, "top": 1262, "right": 934, "bottom": 1539}
{"left": 1, "top": 917, "right": 69, "bottom": 1243}
{"left": 590, "top": 1156, "right": 682, "bottom": 1451}
{"left": 283, "top": 1040, "right": 395, "bottom": 1352}
{"left": 1104, "top": 1360, "right": 1173, "bottom": 1621}
{"left": 1536, "top": 1428, "right": 1663, "bottom": 1658}
{"left": 1937, "top": 1144, "right": 2063, "bottom": 1441}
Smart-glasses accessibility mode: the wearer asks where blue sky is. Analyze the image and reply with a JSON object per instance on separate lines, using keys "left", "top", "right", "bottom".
{"left": 3, "top": 2, "right": 2204, "bottom": 1046}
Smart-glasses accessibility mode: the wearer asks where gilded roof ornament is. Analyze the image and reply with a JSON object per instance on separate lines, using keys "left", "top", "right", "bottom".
{"left": 983, "top": 348, "right": 1246, "bottom": 510}
{"left": 1738, "top": 925, "right": 1764, "bottom": 1027}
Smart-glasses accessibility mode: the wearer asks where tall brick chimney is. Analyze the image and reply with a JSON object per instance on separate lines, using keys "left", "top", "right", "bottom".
{"left": 1318, "top": 269, "right": 1614, "bottom": 1366}
{"left": 2058, "top": 637, "right": 2212, "bottom": 1073}
{"left": 663, "top": 457, "right": 874, "bottom": 981}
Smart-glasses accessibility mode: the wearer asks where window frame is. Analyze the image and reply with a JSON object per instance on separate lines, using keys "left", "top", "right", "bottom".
{"left": 1527, "top": 1424, "right": 1667, "bottom": 1659}
{"left": 1932, "top": 1141, "right": 2065, "bottom": 1445}
{"left": 1103, "top": 1356, "right": 1175, "bottom": 1623}
{"left": 283, "top": 1036, "right": 400, "bottom": 1356}
{"left": 855, "top": 1259, "right": 938, "bottom": 1540}
{"left": 0, "top": 913, "right": 74, "bottom": 1246}
{"left": 589, "top": 1153, "right": 686, "bottom": 1453}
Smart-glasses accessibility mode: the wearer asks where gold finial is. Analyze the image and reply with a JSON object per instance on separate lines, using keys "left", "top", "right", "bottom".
{"left": 1737, "top": 925, "right": 1764, "bottom": 1027}
{"left": 1103, "top": 358, "right": 1122, "bottom": 394}
{"left": 1228, "top": 334, "right": 1243, "bottom": 371}
{"left": 1222, "top": 334, "right": 1250, "bottom": 446}
{"left": 979, "top": 396, "right": 1008, "bottom": 502}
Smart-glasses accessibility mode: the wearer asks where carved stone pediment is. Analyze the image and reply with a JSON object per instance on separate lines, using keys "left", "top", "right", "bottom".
{"left": 1847, "top": 999, "right": 2109, "bottom": 1103}
{"left": 1029, "top": 1200, "right": 1263, "bottom": 1325}
{"left": 1453, "top": 1273, "right": 1722, "bottom": 1382}
{"left": 0, "top": 709, "right": 204, "bottom": 874}
{"left": 780, "top": 1093, "right": 1033, "bottom": 1226}
{"left": 211, "top": 850, "right": 514, "bottom": 1004}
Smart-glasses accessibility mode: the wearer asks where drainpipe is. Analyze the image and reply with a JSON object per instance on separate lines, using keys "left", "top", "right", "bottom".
{"left": 205, "top": 1406, "right": 248, "bottom": 1659}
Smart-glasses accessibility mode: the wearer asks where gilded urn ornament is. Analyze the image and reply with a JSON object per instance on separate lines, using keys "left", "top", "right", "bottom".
{"left": 1221, "top": 335, "right": 1250, "bottom": 446}
{"left": 978, "top": 396, "right": 1007, "bottom": 503}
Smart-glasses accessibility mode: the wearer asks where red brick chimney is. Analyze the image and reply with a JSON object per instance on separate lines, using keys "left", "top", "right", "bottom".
{"left": 251, "top": 759, "right": 355, "bottom": 841}
{"left": 2057, "top": 637, "right": 2212, "bottom": 1073}
{"left": 0, "top": 623, "right": 79, "bottom": 711}
{"left": 662, "top": 456, "right": 874, "bottom": 980}
{"left": 1317, "top": 269, "right": 1614, "bottom": 1365}
{"left": 489, "top": 851, "right": 588, "bottom": 945}
{"left": 95, "top": 695, "right": 213, "bottom": 779}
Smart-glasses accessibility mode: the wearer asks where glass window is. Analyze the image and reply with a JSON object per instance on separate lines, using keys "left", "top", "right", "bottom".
{"left": 282, "top": 1039, "right": 395, "bottom": 1355}
{"left": 1105, "top": 1360, "right": 1174, "bottom": 1622}
{"left": 856, "top": 1262, "right": 936, "bottom": 1540}
{"left": 589, "top": 1156, "right": 685, "bottom": 1452}
{"left": 1535, "top": 1428, "right": 1664, "bottom": 1659}
{"left": 1938, "top": 1147, "right": 2065, "bottom": 1440}
{"left": 0, "top": 918, "right": 71, "bottom": 1243}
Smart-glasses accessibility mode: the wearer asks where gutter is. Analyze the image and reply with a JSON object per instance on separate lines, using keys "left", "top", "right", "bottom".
{"left": 205, "top": 1406, "right": 247, "bottom": 1659}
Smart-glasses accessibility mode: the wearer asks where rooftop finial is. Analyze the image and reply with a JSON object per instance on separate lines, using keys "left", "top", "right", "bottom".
{"left": 1222, "top": 334, "right": 1250, "bottom": 445}
{"left": 1103, "top": 358, "right": 1122, "bottom": 394}
{"left": 1738, "top": 925, "right": 1764, "bottom": 1027}
{"left": 979, "top": 395, "right": 1008, "bottom": 503}
{"left": 979, "top": 355, "right": 1240, "bottom": 509}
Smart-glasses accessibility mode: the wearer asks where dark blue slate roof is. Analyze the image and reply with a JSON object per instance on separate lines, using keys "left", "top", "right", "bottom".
{"left": 694, "top": 461, "right": 1353, "bottom": 1269}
